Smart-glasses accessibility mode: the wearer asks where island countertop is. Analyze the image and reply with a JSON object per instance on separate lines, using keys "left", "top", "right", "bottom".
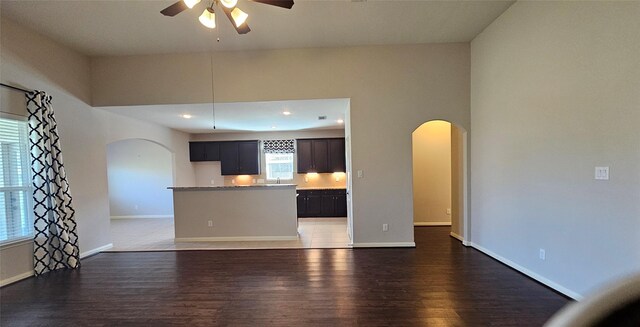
{"left": 168, "top": 184, "right": 296, "bottom": 190}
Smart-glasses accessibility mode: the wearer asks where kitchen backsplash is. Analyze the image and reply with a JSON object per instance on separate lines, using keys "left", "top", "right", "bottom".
{"left": 193, "top": 161, "right": 347, "bottom": 189}
{"left": 224, "top": 173, "right": 347, "bottom": 188}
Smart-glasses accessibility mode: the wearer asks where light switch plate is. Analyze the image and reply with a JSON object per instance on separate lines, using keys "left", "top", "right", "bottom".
{"left": 595, "top": 166, "right": 609, "bottom": 180}
{"left": 357, "top": 170, "right": 364, "bottom": 178}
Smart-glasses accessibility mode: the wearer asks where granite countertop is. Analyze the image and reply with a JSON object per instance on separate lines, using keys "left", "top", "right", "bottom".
{"left": 168, "top": 184, "right": 296, "bottom": 190}
{"left": 296, "top": 186, "right": 347, "bottom": 190}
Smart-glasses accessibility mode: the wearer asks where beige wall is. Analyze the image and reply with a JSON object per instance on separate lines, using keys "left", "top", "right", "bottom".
{"left": 0, "top": 18, "right": 195, "bottom": 284}
{"left": 191, "top": 129, "right": 347, "bottom": 189}
{"left": 450, "top": 125, "right": 463, "bottom": 238}
{"left": 412, "top": 121, "right": 452, "bottom": 225}
{"left": 91, "top": 43, "right": 471, "bottom": 246}
{"left": 471, "top": 1, "right": 640, "bottom": 298}
{"left": 1, "top": 17, "right": 106, "bottom": 284}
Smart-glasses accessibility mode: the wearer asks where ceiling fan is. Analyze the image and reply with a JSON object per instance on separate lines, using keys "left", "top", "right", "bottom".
{"left": 160, "top": 0, "right": 294, "bottom": 34}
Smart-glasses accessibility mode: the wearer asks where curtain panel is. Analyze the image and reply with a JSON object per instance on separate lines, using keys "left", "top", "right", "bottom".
{"left": 26, "top": 91, "right": 80, "bottom": 275}
{"left": 263, "top": 139, "right": 295, "bottom": 154}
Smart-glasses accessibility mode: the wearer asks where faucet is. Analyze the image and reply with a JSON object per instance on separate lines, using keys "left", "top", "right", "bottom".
{"left": 276, "top": 177, "right": 281, "bottom": 184}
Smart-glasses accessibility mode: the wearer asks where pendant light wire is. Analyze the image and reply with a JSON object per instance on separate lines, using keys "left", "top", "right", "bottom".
{"left": 210, "top": 0, "right": 220, "bottom": 131}
{"left": 210, "top": 47, "right": 216, "bottom": 131}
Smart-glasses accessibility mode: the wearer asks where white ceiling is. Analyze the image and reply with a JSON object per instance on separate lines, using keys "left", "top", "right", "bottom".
{"left": 100, "top": 98, "right": 349, "bottom": 133}
{"left": 1, "top": 0, "right": 514, "bottom": 56}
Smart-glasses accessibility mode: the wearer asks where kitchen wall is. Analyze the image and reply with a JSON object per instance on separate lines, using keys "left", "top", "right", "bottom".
{"left": 107, "top": 139, "right": 174, "bottom": 218}
{"left": 412, "top": 121, "right": 452, "bottom": 226}
{"left": 471, "top": 1, "right": 640, "bottom": 298}
{"left": 91, "top": 43, "right": 471, "bottom": 247}
{"left": 191, "top": 129, "right": 347, "bottom": 189}
{"left": 0, "top": 17, "right": 195, "bottom": 285}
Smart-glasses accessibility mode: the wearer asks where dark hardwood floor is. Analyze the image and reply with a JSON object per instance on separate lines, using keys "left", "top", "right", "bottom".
{"left": 0, "top": 227, "right": 569, "bottom": 326}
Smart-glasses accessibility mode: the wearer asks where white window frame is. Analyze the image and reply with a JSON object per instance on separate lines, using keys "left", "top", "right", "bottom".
{"left": 0, "top": 114, "right": 34, "bottom": 246}
{"left": 264, "top": 152, "right": 295, "bottom": 181}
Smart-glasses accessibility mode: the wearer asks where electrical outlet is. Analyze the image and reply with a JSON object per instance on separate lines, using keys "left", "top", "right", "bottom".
{"left": 208, "top": 220, "right": 213, "bottom": 227}
{"left": 357, "top": 170, "right": 364, "bottom": 178}
{"left": 382, "top": 224, "right": 389, "bottom": 232}
{"left": 539, "top": 249, "right": 546, "bottom": 260}
{"left": 446, "top": 208, "right": 451, "bottom": 215}
{"left": 210, "top": 179, "right": 215, "bottom": 185}
{"left": 595, "top": 166, "right": 609, "bottom": 180}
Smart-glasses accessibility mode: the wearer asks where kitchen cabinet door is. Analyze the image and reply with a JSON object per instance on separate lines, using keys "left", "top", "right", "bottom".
{"left": 320, "top": 193, "right": 336, "bottom": 217}
{"left": 237, "top": 141, "right": 260, "bottom": 175}
{"left": 220, "top": 142, "right": 239, "bottom": 175}
{"left": 335, "top": 193, "right": 348, "bottom": 217}
{"left": 297, "top": 192, "right": 307, "bottom": 216}
{"left": 306, "top": 194, "right": 322, "bottom": 216}
{"left": 328, "top": 138, "right": 346, "bottom": 173}
{"left": 312, "top": 139, "right": 329, "bottom": 173}
{"left": 204, "top": 142, "right": 220, "bottom": 161}
{"left": 220, "top": 141, "right": 260, "bottom": 176}
{"left": 296, "top": 139, "right": 313, "bottom": 173}
{"left": 189, "top": 142, "right": 206, "bottom": 161}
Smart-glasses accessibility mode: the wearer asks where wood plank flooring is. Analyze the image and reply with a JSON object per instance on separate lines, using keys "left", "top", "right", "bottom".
{"left": 0, "top": 227, "right": 569, "bottom": 326}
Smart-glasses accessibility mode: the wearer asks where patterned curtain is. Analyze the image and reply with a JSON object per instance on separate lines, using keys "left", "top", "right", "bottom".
{"left": 263, "top": 139, "right": 295, "bottom": 154}
{"left": 26, "top": 91, "right": 80, "bottom": 275}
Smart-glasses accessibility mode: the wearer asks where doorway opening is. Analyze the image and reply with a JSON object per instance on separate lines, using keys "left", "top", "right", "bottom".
{"left": 107, "top": 138, "right": 176, "bottom": 250}
{"left": 412, "top": 120, "right": 468, "bottom": 243}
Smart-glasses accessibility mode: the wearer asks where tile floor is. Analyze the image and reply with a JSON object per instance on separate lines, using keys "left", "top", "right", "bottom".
{"left": 107, "top": 217, "right": 350, "bottom": 251}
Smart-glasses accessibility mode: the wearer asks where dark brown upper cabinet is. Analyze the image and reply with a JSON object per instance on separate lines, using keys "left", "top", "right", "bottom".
{"left": 220, "top": 140, "right": 260, "bottom": 176}
{"left": 328, "top": 138, "right": 346, "bottom": 173}
{"left": 189, "top": 142, "right": 220, "bottom": 161}
{"left": 296, "top": 138, "right": 345, "bottom": 173}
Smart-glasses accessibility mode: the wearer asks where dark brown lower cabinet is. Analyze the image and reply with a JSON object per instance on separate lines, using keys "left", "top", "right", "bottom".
{"left": 297, "top": 189, "right": 347, "bottom": 217}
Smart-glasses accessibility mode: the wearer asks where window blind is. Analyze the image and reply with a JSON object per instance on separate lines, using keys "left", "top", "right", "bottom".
{"left": 0, "top": 117, "right": 32, "bottom": 244}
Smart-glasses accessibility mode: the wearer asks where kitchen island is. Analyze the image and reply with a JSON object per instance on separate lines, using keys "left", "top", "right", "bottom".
{"left": 168, "top": 184, "right": 298, "bottom": 242}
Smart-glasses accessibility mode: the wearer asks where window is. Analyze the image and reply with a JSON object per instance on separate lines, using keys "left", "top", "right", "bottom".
{"left": 265, "top": 153, "right": 294, "bottom": 180}
{"left": 263, "top": 139, "right": 295, "bottom": 181}
{"left": 0, "top": 117, "right": 32, "bottom": 244}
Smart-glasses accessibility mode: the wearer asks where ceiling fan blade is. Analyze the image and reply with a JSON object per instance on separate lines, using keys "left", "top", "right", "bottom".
{"left": 249, "top": 0, "right": 294, "bottom": 9}
{"left": 221, "top": 7, "right": 251, "bottom": 34}
{"left": 161, "top": 1, "right": 188, "bottom": 16}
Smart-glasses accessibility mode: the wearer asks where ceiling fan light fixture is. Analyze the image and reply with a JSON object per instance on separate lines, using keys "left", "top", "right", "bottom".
{"left": 230, "top": 7, "right": 249, "bottom": 27}
{"left": 220, "top": 0, "right": 238, "bottom": 9}
{"left": 183, "top": 0, "right": 201, "bottom": 9}
{"left": 199, "top": 8, "right": 216, "bottom": 29}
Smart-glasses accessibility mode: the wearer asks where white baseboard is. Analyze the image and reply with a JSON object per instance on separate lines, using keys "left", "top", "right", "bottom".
{"left": 110, "top": 215, "right": 173, "bottom": 219}
{"left": 470, "top": 242, "right": 582, "bottom": 300}
{"left": 1, "top": 243, "right": 113, "bottom": 287}
{"left": 80, "top": 243, "right": 113, "bottom": 258}
{"left": 351, "top": 242, "right": 416, "bottom": 248}
{"left": 414, "top": 222, "right": 451, "bottom": 226}
{"left": 449, "top": 232, "right": 464, "bottom": 242}
{"left": 175, "top": 236, "right": 299, "bottom": 242}
{"left": 0, "top": 271, "right": 34, "bottom": 287}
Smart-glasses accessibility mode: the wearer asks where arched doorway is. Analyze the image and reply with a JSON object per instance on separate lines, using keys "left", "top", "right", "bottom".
{"left": 412, "top": 120, "right": 469, "bottom": 244}
{"left": 106, "top": 138, "right": 176, "bottom": 250}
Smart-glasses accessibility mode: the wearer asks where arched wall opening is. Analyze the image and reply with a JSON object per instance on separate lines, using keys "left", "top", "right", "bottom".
{"left": 412, "top": 120, "right": 468, "bottom": 243}
{"left": 106, "top": 138, "right": 175, "bottom": 219}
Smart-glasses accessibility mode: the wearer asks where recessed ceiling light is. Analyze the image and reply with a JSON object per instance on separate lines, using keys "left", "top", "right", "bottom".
{"left": 271, "top": 126, "right": 277, "bottom": 129}
{"left": 282, "top": 111, "right": 291, "bottom": 116}
{"left": 337, "top": 119, "right": 344, "bottom": 124}
{"left": 181, "top": 114, "right": 192, "bottom": 119}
